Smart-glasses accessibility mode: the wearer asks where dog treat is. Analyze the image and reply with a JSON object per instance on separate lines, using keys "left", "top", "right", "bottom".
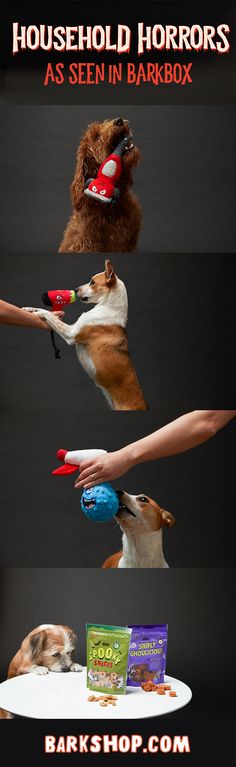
{"left": 87, "top": 624, "right": 131, "bottom": 695}
{"left": 127, "top": 625, "right": 168, "bottom": 687}
{"left": 87, "top": 693, "right": 117, "bottom": 707}
{"left": 141, "top": 681, "right": 177, "bottom": 697}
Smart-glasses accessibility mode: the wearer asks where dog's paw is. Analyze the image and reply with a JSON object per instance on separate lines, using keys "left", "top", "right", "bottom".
{"left": 21, "top": 306, "right": 39, "bottom": 313}
{"left": 70, "top": 663, "right": 83, "bottom": 672}
{"left": 23, "top": 307, "right": 51, "bottom": 321}
{"left": 33, "top": 666, "right": 49, "bottom": 675}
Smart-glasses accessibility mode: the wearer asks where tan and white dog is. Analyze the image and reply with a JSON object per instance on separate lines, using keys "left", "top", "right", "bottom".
{"left": 23, "top": 260, "right": 148, "bottom": 411}
{"left": 102, "top": 491, "right": 175, "bottom": 569}
{"left": 0, "top": 624, "right": 82, "bottom": 719}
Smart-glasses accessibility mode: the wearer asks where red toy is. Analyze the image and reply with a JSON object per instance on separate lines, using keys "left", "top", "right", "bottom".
{"left": 42, "top": 289, "right": 77, "bottom": 359}
{"left": 42, "top": 289, "right": 77, "bottom": 311}
{"left": 84, "top": 134, "right": 133, "bottom": 204}
{"left": 52, "top": 448, "right": 107, "bottom": 475}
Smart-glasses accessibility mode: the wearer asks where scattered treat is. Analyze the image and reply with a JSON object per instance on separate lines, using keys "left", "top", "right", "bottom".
{"left": 87, "top": 693, "right": 117, "bottom": 707}
{"left": 141, "top": 680, "right": 177, "bottom": 697}
{"left": 87, "top": 624, "right": 131, "bottom": 695}
{"left": 127, "top": 625, "right": 168, "bottom": 687}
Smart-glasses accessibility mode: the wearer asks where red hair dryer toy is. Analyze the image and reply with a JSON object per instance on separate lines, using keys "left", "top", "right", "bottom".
{"left": 42, "top": 289, "right": 77, "bottom": 359}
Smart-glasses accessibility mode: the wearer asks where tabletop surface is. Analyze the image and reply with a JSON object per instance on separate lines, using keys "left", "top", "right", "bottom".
{"left": 0, "top": 668, "right": 192, "bottom": 719}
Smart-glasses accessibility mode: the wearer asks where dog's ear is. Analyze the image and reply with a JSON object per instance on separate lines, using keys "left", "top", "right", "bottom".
{"left": 161, "top": 509, "right": 176, "bottom": 528}
{"left": 28, "top": 631, "right": 46, "bottom": 659}
{"left": 105, "top": 259, "right": 116, "bottom": 285}
{"left": 67, "top": 629, "right": 77, "bottom": 651}
{"left": 71, "top": 124, "right": 101, "bottom": 210}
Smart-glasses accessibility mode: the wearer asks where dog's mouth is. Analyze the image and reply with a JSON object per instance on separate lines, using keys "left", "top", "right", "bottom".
{"left": 80, "top": 295, "right": 89, "bottom": 302}
{"left": 117, "top": 501, "right": 136, "bottom": 518}
{"left": 110, "top": 128, "right": 135, "bottom": 155}
{"left": 123, "top": 133, "right": 135, "bottom": 153}
{"left": 83, "top": 498, "right": 96, "bottom": 510}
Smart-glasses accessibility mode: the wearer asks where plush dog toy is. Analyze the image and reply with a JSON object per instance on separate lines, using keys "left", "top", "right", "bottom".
{"left": 42, "top": 289, "right": 77, "bottom": 359}
{"left": 84, "top": 135, "right": 133, "bottom": 204}
{"left": 52, "top": 449, "right": 119, "bottom": 522}
{"left": 42, "top": 290, "right": 77, "bottom": 311}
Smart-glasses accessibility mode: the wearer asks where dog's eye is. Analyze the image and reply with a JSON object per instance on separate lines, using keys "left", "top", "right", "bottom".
{"left": 90, "top": 279, "right": 95, "bottom": 286}
{"left": 138, "top": 496, "right": 149, "bottom": 503}
{"left": 66, "top": 651, "right": 71, "bottom": 655}
{"left": 52, "top": 652, "right": 60, "bottom": 657}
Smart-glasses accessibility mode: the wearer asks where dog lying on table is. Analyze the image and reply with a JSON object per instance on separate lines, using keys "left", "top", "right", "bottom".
{"left": 0, "top": 624, "right": 81, "bottom": 719}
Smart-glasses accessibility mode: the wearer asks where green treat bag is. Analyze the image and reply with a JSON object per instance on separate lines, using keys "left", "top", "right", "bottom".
{"left": 86, "top": 624, "right": 132, "bottom": 695}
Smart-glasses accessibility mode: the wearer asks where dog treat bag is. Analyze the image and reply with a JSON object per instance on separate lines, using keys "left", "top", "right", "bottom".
{"left": 86, "top": 624, "right": 132, "bottom": 695}
{"left": 127, "top": 625, "right": 168, "bottom": 687}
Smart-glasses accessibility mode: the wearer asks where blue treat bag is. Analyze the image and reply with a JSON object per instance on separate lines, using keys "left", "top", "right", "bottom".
{"left": 127, "top": 625, "right": 168, "bottom": 687}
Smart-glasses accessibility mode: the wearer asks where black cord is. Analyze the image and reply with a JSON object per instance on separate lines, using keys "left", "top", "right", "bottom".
{"left": 50, "top": 330, "right": 61, "bottom": 360}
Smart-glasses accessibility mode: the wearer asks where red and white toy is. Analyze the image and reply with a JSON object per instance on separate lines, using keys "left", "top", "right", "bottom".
{"left": 52, "top": 448, "right": 107, "bottom": 475}
{"left": 84, "top": 135, "right": 133, "bottom": 204}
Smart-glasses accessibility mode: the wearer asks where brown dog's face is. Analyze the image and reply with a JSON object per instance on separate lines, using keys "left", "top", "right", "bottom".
{"left": 23, "top": 624, "right": 77, "bottom": 673}
{"left": 71, "top": 118, "right": 140, "bottom": 206}
{"left": 77, "top": 259, "right": 117, "bottom": 304}
{"left": 92, "top": 118, "right": 140, "bottom": 167}
{"left": 116, "top": 491, "right": 175, "bottom": 534}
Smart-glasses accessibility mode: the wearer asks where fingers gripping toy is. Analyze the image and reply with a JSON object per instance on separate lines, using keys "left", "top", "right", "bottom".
{"left": 42, "top": 289, "right": 77, "bottom": 359}
{"left": 52, "top": 449, "right": 119, "bottom": 522}
{"left": 84, "top": 135, "right": 133, "bottom": 204}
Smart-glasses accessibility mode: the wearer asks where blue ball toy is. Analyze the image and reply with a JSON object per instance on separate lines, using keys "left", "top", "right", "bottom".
{"left": 81, "top": 483, "right": 119, "bottom": 522}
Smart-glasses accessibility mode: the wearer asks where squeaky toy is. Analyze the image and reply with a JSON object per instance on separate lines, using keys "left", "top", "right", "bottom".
{"left": 52, "top": 449, "right": 119, "bottom": 522}
{"left": 42, "top": 289, "right": 77, "bottom": 312}
{"left": 42, "top": 289, "right": 78, "bottom": 359}
{"left": 84, "top": 134, "right": 133, "bottom": 204}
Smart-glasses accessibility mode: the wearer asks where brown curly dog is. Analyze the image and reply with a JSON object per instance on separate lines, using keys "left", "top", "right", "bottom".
{"left": 59, "top": 118, "right": 142, "bottom": 253}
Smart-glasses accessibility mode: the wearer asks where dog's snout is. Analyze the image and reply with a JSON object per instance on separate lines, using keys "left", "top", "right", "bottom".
{"left": 116, "top": 489, "right": 125, "bottom": 499}
{"left": 114, "top": 117, "right": 124, "bottom": 127}
{"left": 61, "top": 666, "right": 70, "bottom": 672}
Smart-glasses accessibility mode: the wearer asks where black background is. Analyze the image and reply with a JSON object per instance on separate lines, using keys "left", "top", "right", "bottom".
{"left": 0, "top": 253, "right": 235, "bottom": 567}
{"left": 0, "top": 568, "right": 235, "bottom": 767}
{"left": 0, "top": 1, "right": 236, "bottom": 765}
{"left": 1, "top": 1, "right": 235, "bottom": 105}
{"left": 0, "top": 567, "right": 235, "bottom": 701}
{"left": 0, "top": 106, "right": 235, "bottom": 253}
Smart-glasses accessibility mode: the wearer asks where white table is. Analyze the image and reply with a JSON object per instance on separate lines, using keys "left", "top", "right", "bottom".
{"left": 0, "top": 667, "right": 192, "bottom": 719}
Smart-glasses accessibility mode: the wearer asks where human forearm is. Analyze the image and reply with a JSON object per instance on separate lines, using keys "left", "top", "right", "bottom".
{"left": 0, "top": 300, "right": 63, "bottom": 328}
{"left": 75, "top": 410, "right": 236, "bottom": 488}
{"left": 126, "top": 410, "right": 236, "bottom": 465}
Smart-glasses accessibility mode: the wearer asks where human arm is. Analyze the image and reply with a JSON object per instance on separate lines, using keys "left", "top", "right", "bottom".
{"left": 0, "top": 300, "right": 64, "bottom": 329}
{"left": 75, "top": 410, "right": 236, "bottom": 489}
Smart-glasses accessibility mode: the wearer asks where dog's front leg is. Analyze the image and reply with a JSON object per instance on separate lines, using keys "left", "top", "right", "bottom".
{"left": 22, "top": 307, "right": 76, "bottom": 346}
{"left": 70, "top": 662, "right": 83, "bottom": 672}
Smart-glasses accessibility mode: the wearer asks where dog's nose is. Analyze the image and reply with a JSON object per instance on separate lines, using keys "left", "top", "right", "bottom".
{"left": 62, "top": 666, "right": 70, "bottom": 673}
{"left": 116, "top": 489, "right": 125, "bottom": 499}
{"left": 114, "top": 117, "right": 124, "bottom": 127}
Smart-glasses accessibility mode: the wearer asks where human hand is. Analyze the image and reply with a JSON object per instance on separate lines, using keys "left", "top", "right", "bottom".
{"left": 21, "top": 307, "right": 64, "bottom": 329}
{"left": 74, "top": 449, "right": 134, "bottom": 489}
